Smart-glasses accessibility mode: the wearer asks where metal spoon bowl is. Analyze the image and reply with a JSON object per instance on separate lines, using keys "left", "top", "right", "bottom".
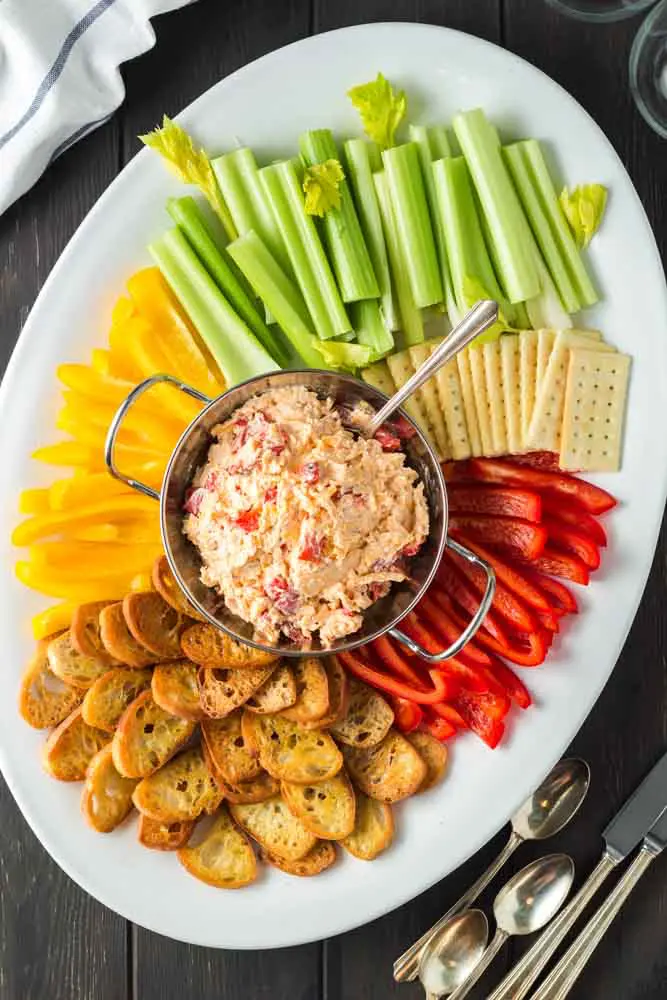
{"left": 419, "top": 910, "right": 489, "bottom": 999}
{"left": 513, "top": 757, "right": 591, "bottom": 841}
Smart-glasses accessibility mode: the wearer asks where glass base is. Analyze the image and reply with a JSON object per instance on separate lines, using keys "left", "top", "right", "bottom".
{"left": 545, "top": 0, "right": 658, "bottom": 22}
{"left": 630, "top": 0, "right": 667, "bottom": 138}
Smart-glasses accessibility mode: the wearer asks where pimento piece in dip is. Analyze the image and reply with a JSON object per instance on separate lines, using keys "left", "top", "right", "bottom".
{"left": 183, "top": 386, "right": 429, "bottom": 648}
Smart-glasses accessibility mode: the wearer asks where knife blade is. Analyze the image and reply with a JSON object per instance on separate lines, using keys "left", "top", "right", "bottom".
{"left": 645, "top": 802, "right": 667, "bottom": 851}
{"left": 603, "top": 749, "right": 667, "bottom": 860}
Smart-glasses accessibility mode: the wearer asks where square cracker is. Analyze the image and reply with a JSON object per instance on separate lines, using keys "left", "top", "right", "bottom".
{"left": 435, "top": 357, "right": 471, "bottom": 460}
{"left": 385, "top": 352, "right": 438, "bottom": 453}
{"left": 560, "top": 349, "right": 631, "bottom": 472}
{"left": 483, "top": 340, "right": 507, "bottom": 455}
{"left": 500, "top": 334, "right": 522, "bottom": 455}
{"left": 456, "top": 350, "right": 483, "bottom": 457}
{"left": 409, "top": 343, "right": 451, "bottom": 460}
{"left": 468, "top": 346, "right": 495, "bottom": 456}
{"left": 536, "top": 329, "right": 557, "bottom": 397}
{"left": 527, "top": 332, "right": 615, "bottom": 453}
{"left": 519, "top": 330, "right": 539, "bottom": 446}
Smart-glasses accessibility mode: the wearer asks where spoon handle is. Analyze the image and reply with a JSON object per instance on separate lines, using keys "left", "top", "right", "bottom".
{"left": 530, "top": 844, "right": 658, "bottom": 1000}
{"left": 393, "top": 829, "right": 522, "bottom": 982}
{"left": 447, "top": 929, "right": 508, "bottom": 1000}
{"left": 366, "top": 300, "right": 498, "bottom": 436}
{"left": 485, "top": 852, "right": 617, "bottom": 1000}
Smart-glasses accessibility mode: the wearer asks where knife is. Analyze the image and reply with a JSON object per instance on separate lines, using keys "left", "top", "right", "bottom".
{"left": 531, "top": 807, "right": 667, "bottom": 1000}
{"left": 487, "top": 748, "right": 667, "bottom": 1000}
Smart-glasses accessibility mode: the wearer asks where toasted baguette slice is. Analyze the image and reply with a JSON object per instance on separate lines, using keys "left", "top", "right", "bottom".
{"left": 280, "top": 658, "right": 329, "bottom": 724}
{"left": 47, "top": 631, "right": 111, "bottom": 690}
{"left": 281, "top": 770, "right": 356, "bottom": 840}
{"left": 19, "top": 640, "right": 83, "bottom": 729}
{"left": 240, "top": 710, "right": 259, "bottom": 756}
{"left": 218, "top": 772, "right": 279, "bottom": 805}
{"left": 202, "top": 713, "right": 262, "bottom": 784}
{"left": 43, "top": 707, "right": 109, "bottom": 781}
{"left": 406, "top": 731, "right": 449, "bottom": 792}
{"left": 82, "top": 668, "right": 152, "bottom": 733}
{"left": 151, "top": 661, "right": 205, "bottom": 721}
{"left": 331, "top": 678, "right": 394, "bottom": 748}
{"left": 245, "top": 713, "right": 343, "bottom": 784}
{"left": 152, "top": 555, "right": 203, "bottom": 620}
{"left": 177, "top": 807, "right": 257, "bottom": 889}
{"left": 112, "top": 691, "right": 195, "bottom": 778}
{"left": 71, "top": 601, "right": 118, "bottom": 666}
{"left": 230, "top": 796, "right": 317, "bottom": 861}
{"left": 263, "top": 841, "right": 337, "bottom": 877}
{"left": 123, "top": 592, "right": 190, "bottom": 660}
{"left": 342, "top": 729, "right": 427, "bottom": 802}
{"left": 198, "top": 664, "right": 275, "bottom": 718}
{"left": 132, "top": 747, "right": 221, "bottom": 822}
{"left": 245, "top": 663, "right": 297, "bottom": 714}
{"left": 99, "top": 603, "right": 154, "bottom": 668}
{"left": 138, "top": 815, "right": 195, "bottom": 851}
{"left": 342, "top": 791, "right": 394, "bottom": 860}
{"left": 181, "top": 623, "right": 277, "bottom": 670}
{"left": 303, "top": 656, "right": 349, "bottom": 730}
{"left": 81, "top": 745, "right": 138, "bottom": 832}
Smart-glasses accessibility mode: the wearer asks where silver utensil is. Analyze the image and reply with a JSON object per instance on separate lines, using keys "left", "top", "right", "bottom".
{"left": 393, "top": 757, "right": 589, "bottom": 982}
{"left": 418, "top": 910, "right": 489, "bottom": 999}
{"left": 366, "top": 299, "right": 498, "bottom": 435}
{"left": 531, "top": 805, "right": 667, "bottom": 1000}
{"left": 444, "top": 853, "right": 575, "bottom": 1000}
{"left": 487, "top": 745, "right": 667, "bottom": 1000}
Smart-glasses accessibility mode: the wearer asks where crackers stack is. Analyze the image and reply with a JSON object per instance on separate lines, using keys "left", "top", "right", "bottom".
{"left": 362, "top": 328, "right": 630, "bottom": 473}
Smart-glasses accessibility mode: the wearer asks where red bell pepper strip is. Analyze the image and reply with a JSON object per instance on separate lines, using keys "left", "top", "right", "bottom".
{"left": 448, "top": 485, "right": 542, "bottom": 523}
{"left": 436, "top": 591, "right": 549, "bottom": 666}
{"left": 422, "top": 714, "right": 457, "bottom": 741}
{"left": 501, "top": 451, "right": 562, "bottom": 472}
{"left": 446, "top": 545, "right": 538, "bottom": 633}
{"left": 448, "top": 514, "right": 548, "bottom": 561}
{"left": 435, "top": 557, "right": 511, "bottom": 645}
{"left": 370, "top": 636, "right": 428, "bottom": 687}
{"left": 399, "top": 615, "right": 490, "bottom": 694}
{"left": 461, "top": 458, "right": 617, "bottom": 515}
{"left": 484, "top": 656, "right": 532, "bottom": 709}
{"left": 525, "top": 572, "right": 578, "bottom": 614}
{"left": 450, "top": 533, "right": 552, "bottom": 612}
{"left": 416, "top": 595, "right": 493, "bottom": 668}
{"left": 543, "top": 518, "right": 601, "bottom": 571}
{"left": 430, "top": 701, "right": 468, "bottom": 728}
{"left": 390, "top": 697, "right": 424, "bottom": 734}
{"left": 536, "top": 609, "right": 560, "bottom": 632}
{"left": 452, "top": 690, "right": 508, "bottom": 748}
{"left": 400, "top": 613, "right": 447, "bottom": 657}
{"left": 541, "top": 496, "right": 607, "bottom": 547}
{"left": 337, "top": 651, "right": 451, "bottom": 705}
{"left": 517, "top": 546, "right": 590, "bottom": 586}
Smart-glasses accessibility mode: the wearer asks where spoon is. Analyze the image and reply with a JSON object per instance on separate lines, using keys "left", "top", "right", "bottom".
{"left": 365, "top": 299, "right": 498, "bottom": 436}
{"left": 418, "top": 909, "right": 489, "bottom": 999}
{"left": 444, "top": 853, "right": 575, "bottom": 1000}
{"left": 393, "top": 757, "right": 590, "bottom": 982}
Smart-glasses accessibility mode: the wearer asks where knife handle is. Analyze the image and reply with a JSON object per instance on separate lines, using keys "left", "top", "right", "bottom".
{"left": 531, "top": 843, "right": 658, "bottom": 1000}
{"left": 485, "top": 852, "right": 617, "bottom": 1000}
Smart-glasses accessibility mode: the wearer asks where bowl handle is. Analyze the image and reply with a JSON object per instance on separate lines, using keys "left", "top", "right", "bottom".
{"left": 389, "top": 539, "right": 496, "bottom": 662}
{"left": 104, "top": 373, "right": 210, "bottom": 500}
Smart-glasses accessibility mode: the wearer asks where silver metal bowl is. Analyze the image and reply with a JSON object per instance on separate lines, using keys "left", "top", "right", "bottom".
{"left": 106, "top": 370, "right": 494, "bottom": 659}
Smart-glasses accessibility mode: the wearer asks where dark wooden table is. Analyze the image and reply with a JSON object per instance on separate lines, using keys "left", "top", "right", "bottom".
{"left": 1, "top": 2, "right": 666, "bottom": 997}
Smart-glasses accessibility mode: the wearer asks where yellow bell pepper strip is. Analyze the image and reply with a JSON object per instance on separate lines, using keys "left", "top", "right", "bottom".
{"left": 111, "top": 296, "right": 136, "bottom": 325}
{"left": 48, "top": 472, "right": 131, "bottom": 511}
{"left": 127, "top": 268, "right": 224, "bottom": 397}
{"left": 91, "top": 348, "right": 111, "bottom": 375}
{"left": 130, "top": 571, "right": 153, "bottom": 592}
{"left": 13, "top": 495, "right": 159, "bottom": 546}
{"left": 19, "top": 488, "right": 51, "bottom": 514}
{"left": 70, "top": 524, "right": 121, "bottom": 542}
{"left": 29, "top": 541, "right": 162, "bottom": 575}
{"left": 16, "top": 561, "right": 138, "bottom": 600}
{"left": 59, "top": 395, "right": 183, "bottom": 454}
{"left": 57, "top": 406, "right": 144, "bottom": 451}
{"left": 32, "top": 602, "right": 76, "bottom": 640}
{"left": 32, "top": 441, "right": 103, "bottom": 469}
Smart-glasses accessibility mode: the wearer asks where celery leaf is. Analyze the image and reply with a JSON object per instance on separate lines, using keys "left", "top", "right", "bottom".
{"left": 559, "top": 184, "right": 607, "bottom": 249}
{"left": 462, "top": 276, "right": 518, "bottom": 344}
{"left": 139, "top": 116, "right": 236, "bottom": 239}
{"left": 303, "top": 159, "right": 345, "bottom": 217}
{"left": 313, "top": 340, "right": 372, "bottom": 371}
{"left": 347, "top": 73, "right": 407, "bottom": 150}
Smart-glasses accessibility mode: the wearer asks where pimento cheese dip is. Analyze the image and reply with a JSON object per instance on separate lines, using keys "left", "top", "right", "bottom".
{"left": 183, "top": 386, "right": 429, "bottom": 648}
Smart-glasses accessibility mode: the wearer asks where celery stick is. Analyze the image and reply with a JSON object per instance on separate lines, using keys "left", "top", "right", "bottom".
{"left": 226, "top": 230, "right": 334, "bottom": 369}
{"left": 343, "top": 137, "right": 397, "bottom": 330}
{"left": 517, "top": 139, "right": 598, "bottom": 307}
{"left": 299, "top": 129, "right": 379, "bottom": 303}
{"left": 150, "top": 227, "right": 279, "bottom": 384}
{"left": 166, "top": 196, "right": 289, "bottom": 366}
{"left": 503, "top": 144, "right": 580, "bottom": 313}
{"left": 409, "top": 124, "right": 457, "bottom": 319}
{"left": 374, "top": 170, "right": 424, "bottom": 346}
{"left": 427, "top": 126, "right": 452, "bottom": 160}
{"left": 432, "top": 156, "right": 504, "bottom": 315}
{"left": 350, "top": 299, "right": 394, "bottom": 361}
{"left": 259, "top": 161, "right": 351, "bottom": 340}
{"left": 382, "top": 143, "right": 443, "bottom": 308}
{"left": 452, "top": 108, "right": 541, "bottom": 303}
